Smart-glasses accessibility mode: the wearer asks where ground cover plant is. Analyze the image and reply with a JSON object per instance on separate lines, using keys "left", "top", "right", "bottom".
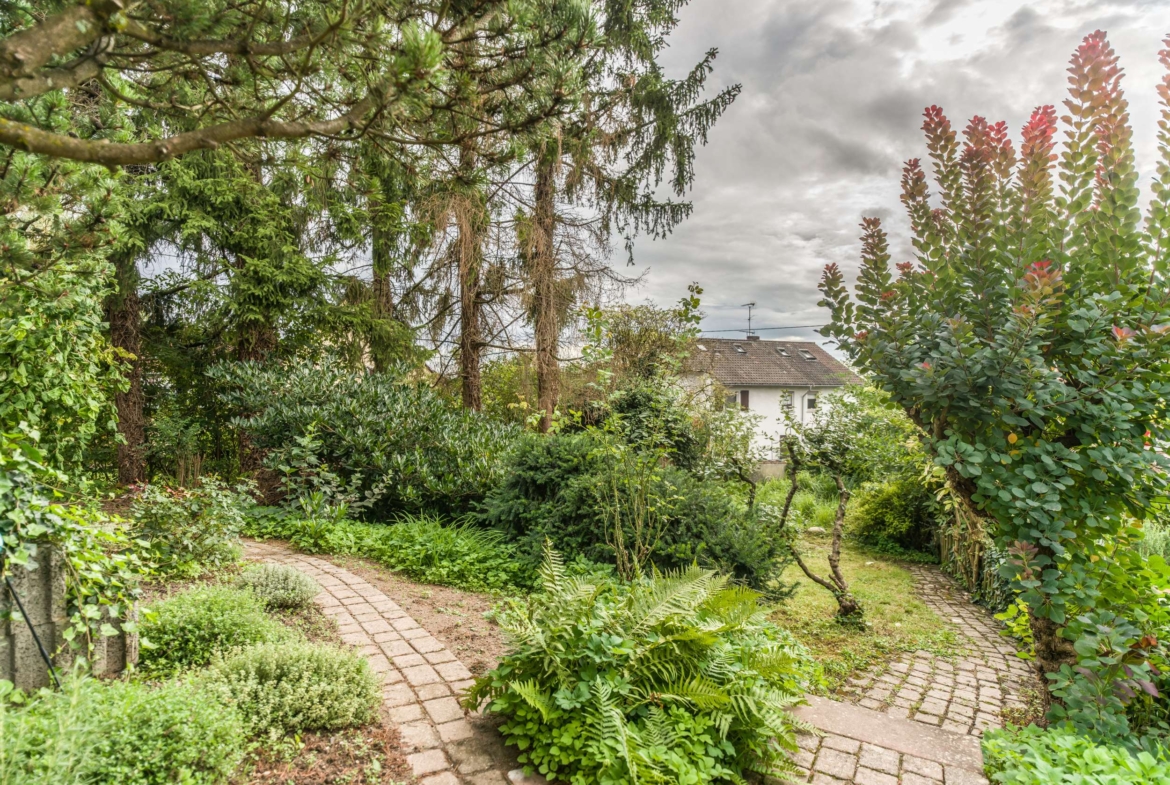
{"left": 0, "top": 676, "right": 246, "bottom": 785}
{"left": 771, "top": 536, "right": 960, "bottom": 692}
{"left": 982, "top": 724, "right": 1170, "bottom": 785}
{"left": 245, "top": 509, "right": 531, "bottom": 592}
{"left": 818, "top": 30, "right": 1170, "bottom": 740}
{"left": 465, "top": 551, "right": 818, "bottom": 784}
{"left": 237, "top": 563, "right": 321, "bottom": 610}
{"left": 139, "top": 584, "right": 293, "bottom": 674}
{"left": 207, "top": 641, "right": 381, "bottom": 740}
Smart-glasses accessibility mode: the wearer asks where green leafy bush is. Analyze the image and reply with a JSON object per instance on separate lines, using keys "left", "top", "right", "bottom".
{"left": 0, "top": 435, "right": 148, "bottom": 657}
{"left": 212, "top": 358, "right": 520, "bottom": 516}
{"left": 236, "top": 563, "right": 320, "bottom": 609}
{"left": 129, "top": 478, "right": 254, "bottom": 576}
{"left": 982, "top": 725, "right": 1170, "bottom": 784}
{"left": 847, "top": 475, "right": 940, "bottom": 556}
{"left": 206, "top": 641, "right": 380, "bottom": 739}
{"left": 479, "top": 432, "right": 792, "bottom": 593}
{"left": 0, "top": 676, "right": 245, "bottom": 785}
{"left": 245, "top": 510, "right": 530, "bottom": 592}
{"left": 139, "top": 585, "right": 293, "bottom": 674}
{"left": 0, "top": 257, "right": 124, "bottom": 472}
{"left": 465, "top": 552, "right": 818, "bottom": 784}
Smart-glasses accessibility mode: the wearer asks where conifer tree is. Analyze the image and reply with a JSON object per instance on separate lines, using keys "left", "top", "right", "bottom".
{"left": 520, "top": 0, "right": 740, "bottom": 427}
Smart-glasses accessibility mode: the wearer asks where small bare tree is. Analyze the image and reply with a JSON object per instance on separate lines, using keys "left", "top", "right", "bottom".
{"left": 774, "top": 413, "right": 863, "bottom": 622}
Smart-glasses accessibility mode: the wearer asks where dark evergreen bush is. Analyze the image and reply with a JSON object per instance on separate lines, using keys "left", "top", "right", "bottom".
{"left": 479, "top": 432, "right": 792, "bottom": 594}
{"left": 212, "top": 358, "right": 520, "bottom": 516}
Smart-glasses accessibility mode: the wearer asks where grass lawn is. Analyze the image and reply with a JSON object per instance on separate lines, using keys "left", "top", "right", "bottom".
{"left": 771, "top": 535, "right": 962, "bottom": 694}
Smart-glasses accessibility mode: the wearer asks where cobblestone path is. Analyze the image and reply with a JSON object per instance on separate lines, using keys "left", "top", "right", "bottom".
{"left": 840, "top": 566, "right": 1039, "bottom": 737}
{"left": 245, "top": 540, "right": 514, "bottom": 785}
{"left": 248, "top": 540, "right": 1023, "bottom": 785}
{"left": 779, "top": 564, "right": 1043, "bottom": 784}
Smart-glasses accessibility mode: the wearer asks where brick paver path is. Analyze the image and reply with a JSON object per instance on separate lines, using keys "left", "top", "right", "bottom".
{"left": 245, "top": 540, "right": 513, "bottom": 785}
{"left": 840, "top": 565, "right": 1038, "bottom": 737}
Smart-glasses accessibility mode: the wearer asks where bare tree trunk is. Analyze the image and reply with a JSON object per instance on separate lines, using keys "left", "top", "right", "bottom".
{"left": 106, "top": 251, "right": 146, "bottom": 485}
{"left": 371, "top": 223, "right": 396, "bottom": 372}
{"left": 532, "top": 148, "right": 559, "bottom": 432}
{"left": 458, "top": 223, "right": 483, "bottom": 410}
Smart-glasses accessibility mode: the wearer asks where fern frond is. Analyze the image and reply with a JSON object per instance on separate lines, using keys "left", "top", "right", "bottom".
{"left": 538, "top": 542, "right": 567, "bottom": 595}
{"left": 510, "top": 679, "right": 554, "bottom": 722}
{"left": 634, "top": 676, "right": 731, "bottom": 711}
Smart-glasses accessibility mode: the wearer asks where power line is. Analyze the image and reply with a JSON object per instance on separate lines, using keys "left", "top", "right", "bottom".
{"left": 700, "top": 323, "right": 826, "bottom": 334}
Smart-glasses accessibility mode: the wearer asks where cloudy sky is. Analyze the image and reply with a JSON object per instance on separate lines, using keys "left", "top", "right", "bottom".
{"left": 622, "top": 0, "right": 1170, "bottom": 346}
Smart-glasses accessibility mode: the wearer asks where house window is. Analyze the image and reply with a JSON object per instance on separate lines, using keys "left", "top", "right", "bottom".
{"left": 806, "top": 394, "right": 818, "bottom": 411}
{"left": 740, "top": 389, "right": 750, "bottom": 410}
{"left": 799, "top": 349, "right": 816, "bottom": 361}
{"left": 726, "top": 391, "right": 739, "bottom": 408}
{"left": 777, "top": 347, "right": 790, "bottom": 357}
{"left": 781, "top": 391, "right": 794, "bottom": 412}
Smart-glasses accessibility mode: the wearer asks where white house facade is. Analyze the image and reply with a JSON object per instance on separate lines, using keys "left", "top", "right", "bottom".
{"left": 683, "top": 336, "right": 860, "bottom": 458}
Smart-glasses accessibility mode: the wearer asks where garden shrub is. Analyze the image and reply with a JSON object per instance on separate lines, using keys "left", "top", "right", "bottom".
{"left": 847, "top": 475, "right": 940, "bottom": 556}
{"left": 212, "top": 358, "right": 520, "bottom": 516}
{"left": 245, "top": 510, "right": 531, "bottom": 592}
{"left": 206, "top": 641, "right": 380, "bottom": 739}
{"left": 129, "top": 478, "right": 254, "bottom": 576}
{"left": 236, "top": 563, "right": 320, "bottom": 609}
{"left": 982, "top": 725, "right": 1170, "bottom": 785}
{"left": 479, "top": 432, "right": 792, "bottom": 593}
{"left": 0, "top": 676, "right": 245, "bottom": 785}
{"left": 465, "top": 551, "right": 818, "bottom": 784}
{"left": 139, "top": 584, "right": 293, "bottom": 674}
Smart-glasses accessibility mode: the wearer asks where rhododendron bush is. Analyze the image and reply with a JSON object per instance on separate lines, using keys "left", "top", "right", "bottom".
{"left": 819, "top": 31, "right": 1170, "bottom": 741}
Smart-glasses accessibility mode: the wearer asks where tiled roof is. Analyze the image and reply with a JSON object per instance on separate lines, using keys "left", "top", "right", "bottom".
{"left": 685, "top": 337, "right": 861, "bottom": 388}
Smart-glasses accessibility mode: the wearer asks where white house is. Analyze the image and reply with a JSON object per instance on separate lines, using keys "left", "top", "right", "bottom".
{"left": 684, "top": 336, "right": 860, "bottom": 457}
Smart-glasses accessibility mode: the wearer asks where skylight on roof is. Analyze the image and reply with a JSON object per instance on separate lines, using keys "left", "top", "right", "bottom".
{"left": 777, "top": 347, "right": 789, "bottom": 357}
{"left": 799, "top": 349, "right": 816, "bottom": 361}
{"left": 733, "top": 344, "right": 746, "bottom": 354}
{"left": 696, "top": 344, "right": 707, "bottom": 351}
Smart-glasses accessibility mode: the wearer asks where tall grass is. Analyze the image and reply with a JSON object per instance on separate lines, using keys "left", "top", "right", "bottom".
{"left": 245, "top": 511, "right": 531, "bottom": 592}
{"left": 757, "top": 471, "right": 840, "bottom": 530}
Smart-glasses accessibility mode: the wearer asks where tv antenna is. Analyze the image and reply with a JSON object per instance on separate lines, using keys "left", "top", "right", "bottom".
{"left": 742, "top": 302, "right": 757, "bottom": 336}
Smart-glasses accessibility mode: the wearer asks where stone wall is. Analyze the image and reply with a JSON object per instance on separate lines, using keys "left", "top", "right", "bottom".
{"left": 1, "top": 547, "right": 137, "bottom": 689}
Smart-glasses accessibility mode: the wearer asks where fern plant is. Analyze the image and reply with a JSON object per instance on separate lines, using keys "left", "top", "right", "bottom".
{"left": 463, "top": 549, "right": 819, "bottom": 784}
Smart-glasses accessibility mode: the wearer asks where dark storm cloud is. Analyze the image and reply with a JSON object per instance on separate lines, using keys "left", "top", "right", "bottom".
{"left": 620, "top": 0, "right": 1169, "bottom": 344}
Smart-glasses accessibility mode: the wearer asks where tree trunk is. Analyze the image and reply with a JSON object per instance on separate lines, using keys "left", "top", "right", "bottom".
{"left": 532, "top": 148, "right": 559, "bottom": 432}
{"left": 105, "top": 252, "right": 146, "bottom": 485}
{"left": 1027, "top": 543, "right": 1077, "bottom": 700}
{"left": 454, "top": 136, "right": 486, "bottom": 411}
{"left": 370, "top": 223, "right": 396, "bottom": 372}
{"left": 235, "top": 321, "right": 277, "bottom": 485}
